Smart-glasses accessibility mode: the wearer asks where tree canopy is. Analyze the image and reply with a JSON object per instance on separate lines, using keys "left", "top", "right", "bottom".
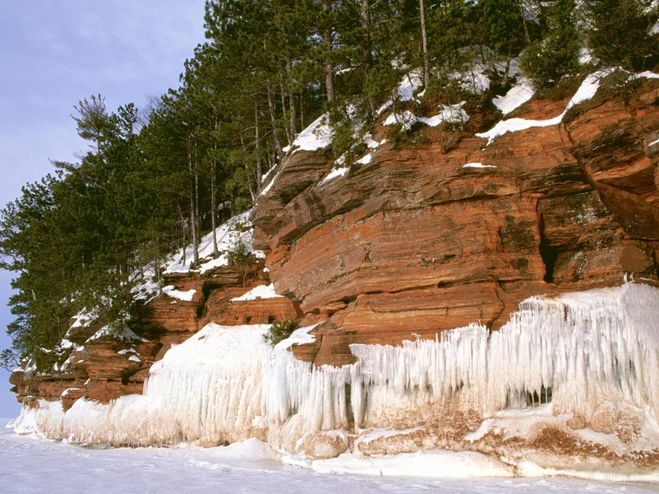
{"left": 1, "top": 0, "right": 656, "bottom": 369}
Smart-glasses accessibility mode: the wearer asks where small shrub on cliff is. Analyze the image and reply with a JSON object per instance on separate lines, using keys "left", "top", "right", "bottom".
{"left": 264, "top": 319, "right": 299, "bottom": 346}
{"left": 598, "top": 69, "right": 645, "bottom": 105}
{"left": 232, "top": 220, "right": 251, "bottom": 234}
{"left": 520, "top": 0, "right": 580, "bottom": 91}
{"left": 331, "top": 111, "right": 362, "bottom": 162}
{"left": 582, "top": 0, "right": 658, "bottom": 72}
{"left": 227, "top": 241, "right": 257, "bottom": 266}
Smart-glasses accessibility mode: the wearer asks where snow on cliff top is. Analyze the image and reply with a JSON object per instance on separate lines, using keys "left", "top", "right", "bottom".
{"left": 162, "top": 285, "right": 196, "bottom": 302}
{"left": 492, "top": 78, "right": 534, "bottom": 115}
{"left": 477, "top": 69, "right": 659, "bottom": 145}
{"left": 377, "top": 69, "right": 423, "bottom": 115}
{"left": 85, "top": 321, "right": 143, "bottom": 344}
{"left": 264, "top": 113, "right": 334, "bottom": 195}
{"left": 284, "top": 113, "right": 332, "bottom": 154}
{"left": 127, "top": 210, "right": 264, "bottom": 307}
{"left": 162, "top": 210, "right": 264, "bottom": 276}
{"left": 383, "top": 102, "right": 469, "bottom": 131}
{"left": 62, "top": 211, "right": 263, "bottom": 337}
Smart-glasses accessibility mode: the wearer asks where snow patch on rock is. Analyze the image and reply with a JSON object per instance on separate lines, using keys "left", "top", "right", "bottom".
{"left": 384, "top": 103, "right": 469, "bottom": 131}
{"left": 321, "top": 166, "right": 350, "bottom": 184}
{"left": 162, "top": 285, "right": 196, "bottom": 302}
{"left": 162, "top": 211, "right": 264, "bottom": 276}
{"left": 232, "top": 284, "right": 283, "bottom": 302}
{"left": 462, "top": 162, "right": 497, "bottom": 169}
{"left": 289, "top": 113, "right": 333, "bottom": 153}
{"left": 476, "top": 69, "right": 657, "bottom": 145}
{"left": 377, "top": 70, "right": 423, "bottom": 115}
{"left": 492, "top": 79, "right": 534, "bottom": 115}
{"left": 85, "top": 322, "right": 143, "bottom": 344}
{"left": 70, "top": 308, "right": 100, "bottom": 329}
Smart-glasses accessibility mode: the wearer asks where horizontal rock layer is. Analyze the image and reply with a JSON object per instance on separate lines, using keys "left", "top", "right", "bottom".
{"left": 10, "top": 264, "right": 300, "bottom": 407}
{"left": 253, "top": 81, "right": 659, "bottom": 365}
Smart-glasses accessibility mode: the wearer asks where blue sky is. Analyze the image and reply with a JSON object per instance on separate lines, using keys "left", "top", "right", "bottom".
{"left": 0, "top": 1, "right": 205, "bottom": 417}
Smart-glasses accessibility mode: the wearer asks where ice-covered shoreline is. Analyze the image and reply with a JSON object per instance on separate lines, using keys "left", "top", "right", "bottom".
{"left": 10, "top": 283, "right": 659, "bottom": 479}
{"left": 3, "top": 424, "right": 657, "bottom": 494}
{"left": 4, "top": 425, "right": 659, "bottom": 487}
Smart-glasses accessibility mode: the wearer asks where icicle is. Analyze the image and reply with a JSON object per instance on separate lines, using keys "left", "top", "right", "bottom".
{"left": 11, "top": 283, "right": 659, "bottom": 449}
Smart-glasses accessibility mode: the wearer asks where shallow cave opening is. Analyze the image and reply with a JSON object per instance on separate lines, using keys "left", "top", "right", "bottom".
{"left": 526, "top": 386, "right": 553, "bottom": 407}
{"left": 344, "top": 384, "right": 355, "bottom": 429}
{"left": 538, "top": 216, "right": 559, "bottom": 283}
{"left": 540, "top": 239, "right": 559, "bottom": 283}
{"left": 120, "top": 372, "right": 132, "bottom": 386}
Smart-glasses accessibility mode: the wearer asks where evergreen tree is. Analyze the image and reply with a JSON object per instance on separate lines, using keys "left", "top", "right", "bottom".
{"left": 522, "top": 0, "right": 581, "bottom": 89}
{"left": 582, "top": 0, "right": 658, "bottom": 71}
{"left": 7, "top": 0, "right": 646, "bottom": 369}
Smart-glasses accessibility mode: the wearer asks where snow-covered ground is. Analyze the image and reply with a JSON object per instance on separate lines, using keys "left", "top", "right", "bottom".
{"left": 11, "top": 283, "right": 659, "bottom": 482}
{"left": 1, "top": 424, "right": 655, "bottom": 494}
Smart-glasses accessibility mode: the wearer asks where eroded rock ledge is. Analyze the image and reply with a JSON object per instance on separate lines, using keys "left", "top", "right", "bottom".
{"left": 252, "top": 80, "right": 659, "bottom": 366}
{"left": 7, "top": 79, "right": 659, "bottom": 476}
{"left": 10, "top": 264, "right": 299, "bottom": 408}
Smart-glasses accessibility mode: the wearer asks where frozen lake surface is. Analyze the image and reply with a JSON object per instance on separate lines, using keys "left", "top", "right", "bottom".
{"left": 0, "top": 422, "right": 655, "bottom": 494}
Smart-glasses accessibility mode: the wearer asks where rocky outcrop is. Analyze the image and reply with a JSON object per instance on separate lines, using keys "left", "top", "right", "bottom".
{"left": 252, "top": 79, "right": 659, "bottom": 365}
{"left": 7, "top": 78, "right": 659, "bottom": 476}
{"left": 10, "top": 263, "right": 300, "bottom": 408}
{"left": 22, "top": 80, "right": 656, "bottom": 397}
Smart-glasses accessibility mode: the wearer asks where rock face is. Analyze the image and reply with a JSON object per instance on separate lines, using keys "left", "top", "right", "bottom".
{"left": 10, "top": 264, "right": 300, "bottom": 408}
{"left": 13, "top": 81, "right": 658, "bottom": 405}
{"left": 8, "top": 78, "right": 659, "bottom": 474}
{"left": 252, "top": 80, "right": 659, "bottom": 365}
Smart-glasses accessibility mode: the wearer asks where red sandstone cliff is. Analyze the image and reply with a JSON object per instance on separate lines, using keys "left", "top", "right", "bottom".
{"left": 252, "top": 79, "right": 659, "bottom": 365}
{"left": 10, "top": 77, "right": 659, "bottom": 411}
{"left": 9, "top": 264, "right": 299, "bottom": 408}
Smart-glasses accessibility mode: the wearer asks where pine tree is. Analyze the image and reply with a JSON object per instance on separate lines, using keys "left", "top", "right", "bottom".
{"left": 582, "top": 0, "right": 658, "bottom": 71}
{"left": 522, "top": 0, "right": 581, "bottom": 89}
{"left": 72, "top": 94, "right": 115, "bottom": 152}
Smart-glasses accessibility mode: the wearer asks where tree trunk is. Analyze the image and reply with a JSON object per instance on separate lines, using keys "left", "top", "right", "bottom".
{"left": 321, "top": 1, "right": 335, "bottom": 105}
{"left": 419, "top": 0, "right": 430, "bottom": 89}
{"left": 299, "top": 92, "right": 304, "bottom": 129}
{"left": 360, "top": 0, "right": 376, "bottom": 114}
{"left": 360, "top": 0, "right": 372, "bottom": 67}
{"left": 519, "top": 0, "right": 531, "bottom": 44}
{"left": 324, "top": 54, "right": 335, "bottom": 105}
{"left": 286, "top": 62, "right": 297, "bottom": 141}
{"left": 210, "top": 131, "right": 218, "bottom": 257}
{"left": 187, "top": 137, "right": 199, "bottom": 266}
{"left": 210, "top": 168, "right": 217, "bottom": 257}
{"left": 254, "top": 102, "right": 263, "bottom": 192}
{"left": 154, "top": 236, "right": 161, "bottom": 283}
{"left": 289, "top": 92, "right": 297, "bottom": 141}
{"left": 177, "top": 203, "right": 187, "bottom": 266}
{"left": 266, "top": 83, "right": 283, "bottom": 156}
{"left": 279, "top": 78, "right": 293, "bottom": 146}
{"left": 194, "top": 140, "right": 200, "bottom": 254}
